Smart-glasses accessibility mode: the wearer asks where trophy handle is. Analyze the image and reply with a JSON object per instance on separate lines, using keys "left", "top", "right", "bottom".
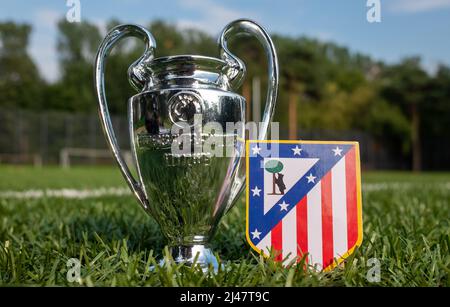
{"left": 94, "top": 24, "right": 156, "bottom": 209}
{"left": 219, "top": 19, "right": 279, "bottom": 140}
{"left": 219, "top": 19, "right": 279, "bottom": 210}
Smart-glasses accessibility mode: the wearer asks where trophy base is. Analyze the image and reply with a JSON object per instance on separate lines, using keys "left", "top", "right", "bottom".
{"left": 152, "top": 245, "right": 220, "bottom": 273}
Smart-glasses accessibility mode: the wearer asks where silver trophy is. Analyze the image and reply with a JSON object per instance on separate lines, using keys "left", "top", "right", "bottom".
{"left": 94, "top": 19, "right": 278, "bottom": 270}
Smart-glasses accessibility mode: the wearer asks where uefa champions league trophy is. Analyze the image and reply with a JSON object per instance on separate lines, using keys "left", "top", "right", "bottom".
{"left": 94, "top": 19, "right": 278, "bottom": 270}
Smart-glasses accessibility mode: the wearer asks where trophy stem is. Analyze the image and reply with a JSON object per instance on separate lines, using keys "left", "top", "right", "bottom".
{"left": 170, "top": 244, "right": 219, "bottom": 272}
{"left": 150, "top": 244, "right": 221, "bottom": 273}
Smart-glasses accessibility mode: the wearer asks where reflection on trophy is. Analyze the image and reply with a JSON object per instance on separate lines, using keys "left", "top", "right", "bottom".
{"left": 94, "top": 19, "right": 278, "bottom": 271}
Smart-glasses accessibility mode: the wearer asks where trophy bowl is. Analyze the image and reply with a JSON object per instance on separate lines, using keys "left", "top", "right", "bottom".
{"left": 94, "top": 19, "right": 278, "bottom": 271}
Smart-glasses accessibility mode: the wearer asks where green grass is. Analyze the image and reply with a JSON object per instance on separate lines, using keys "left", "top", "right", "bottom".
{"left": 0, "top": 165, "right": 124, "bottom": 190}
{"left": 0, "top": 166, "right": 449, "bottom": 286}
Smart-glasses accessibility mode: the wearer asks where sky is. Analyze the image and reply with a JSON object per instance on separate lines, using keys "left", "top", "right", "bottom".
{"left": 1, "top": 0, "right": 450, "bottom": 82}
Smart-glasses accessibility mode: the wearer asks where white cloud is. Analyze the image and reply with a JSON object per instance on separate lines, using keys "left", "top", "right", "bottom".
{"left": 389, "top": 0, "right": 450, "bottom": 13}
{"left": 176, "top": 0, "right": 257, "bottom": 34}
{"left": 93, "top": 18, "right": 108, "bottom": 35}
{"left": 313, "top": 31, "right": 334, "bottom": 42}
{"left": 29, "top": 41, "right": 60, "bottom": 83}
{"left": 30, "top": 9, "right": 63, "bottom": 82}
{"left": 30, "top": 9, "right": 106, "bottom": 83}
{"left": 34, "top": 9, "right": 61, "bottom": 28}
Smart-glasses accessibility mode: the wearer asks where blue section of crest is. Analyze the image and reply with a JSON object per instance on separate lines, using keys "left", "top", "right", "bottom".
{"left": 248, "top": 142, "right": 354, "bottom": 245}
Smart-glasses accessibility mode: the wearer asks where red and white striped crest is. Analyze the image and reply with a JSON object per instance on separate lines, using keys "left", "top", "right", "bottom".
{"left": 246, "top": 141, "right": 363, "bottom": 270}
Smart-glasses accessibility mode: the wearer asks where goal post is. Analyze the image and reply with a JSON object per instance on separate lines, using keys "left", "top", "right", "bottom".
{"left": 59, "top": 147, "right": 133, "bottom": 168}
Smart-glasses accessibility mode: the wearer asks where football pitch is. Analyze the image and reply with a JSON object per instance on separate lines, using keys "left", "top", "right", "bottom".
{"left": 0, "top": 165, "right": 448, "bottom": 286}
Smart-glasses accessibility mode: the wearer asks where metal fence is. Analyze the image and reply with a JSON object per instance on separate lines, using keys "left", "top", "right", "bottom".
{"left": 0, "top": 108, "right": 399, "bottom": 169}
{"left": 0, "top": 109, "right": 130, "bottom": 165}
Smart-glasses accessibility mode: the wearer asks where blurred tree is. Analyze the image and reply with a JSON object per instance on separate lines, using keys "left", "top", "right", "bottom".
{"left": 149, "top": 20, "right": 186, "bottom": 57}
{"left": 381, "top": 57, "right": 430, "bottom": 171}
{"left": 422, "top": 65, "right": 450, "bottom": 169}
{"left": 0, "top": 22, "right": 44, "bottom": 109}
{"left": 226, "top": 34, "right": 266, "bottom": 122}
{"left": 183, "top": 28, "right": 216, "bottom": 57}
{"left": 275, "top": 36, "right": 326, "bottom": 139}
{"left": 51, "top": 19, "right": 101, "bottom": 112}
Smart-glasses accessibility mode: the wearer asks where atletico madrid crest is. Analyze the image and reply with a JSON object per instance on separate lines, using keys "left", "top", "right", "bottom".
{"left": 246, "top": 140, "right": 363, "bottom": 271}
